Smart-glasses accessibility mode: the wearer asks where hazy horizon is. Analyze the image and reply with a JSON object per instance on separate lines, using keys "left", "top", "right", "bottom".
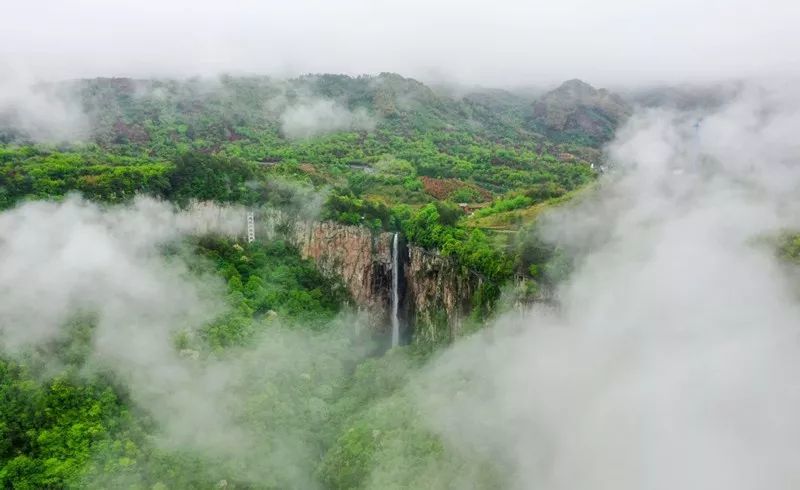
{"left": 3, "top": 0, "right": 799, "bottom": 89}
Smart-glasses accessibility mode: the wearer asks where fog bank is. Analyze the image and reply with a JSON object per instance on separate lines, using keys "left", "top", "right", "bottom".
{"left": 2, "top": 0, "right": 799, "bottom": 86}
{"left": 415, "top": 81, "right": 800, "bottom": 489}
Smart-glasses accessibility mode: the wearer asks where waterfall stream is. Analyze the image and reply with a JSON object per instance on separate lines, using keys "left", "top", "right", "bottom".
{"left": 391, "top": 232, "right": 400, "bottom": 347}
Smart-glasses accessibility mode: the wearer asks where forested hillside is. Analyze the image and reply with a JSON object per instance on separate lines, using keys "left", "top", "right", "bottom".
{"left": 0, "top": 73, "right": 616, "bottom": 488}
{"left": 1, "top": 74, "right": 600, "bottom": 205}
{"left": 1, "top": 74, "right": 611, "bottom": 302}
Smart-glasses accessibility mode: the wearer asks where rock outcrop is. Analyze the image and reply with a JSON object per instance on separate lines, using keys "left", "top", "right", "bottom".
{"left": 531, "top": 79, "right": 631, "bottom": 145}
{"left": 404, "top": 245, "right": 480, "bottom": 345}
{"left": 291, "top": 221, "right": 395, "bottom": 329}
{"left": 262, "top": 214, "right": 479, "bottom": 345}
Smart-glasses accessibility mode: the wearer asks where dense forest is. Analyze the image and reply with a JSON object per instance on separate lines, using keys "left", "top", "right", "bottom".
{"left": 0, "top": 73, "right": 611, "bottom": 488}
{"left": 0, "top": 74, "right": 606, "bottom": 300}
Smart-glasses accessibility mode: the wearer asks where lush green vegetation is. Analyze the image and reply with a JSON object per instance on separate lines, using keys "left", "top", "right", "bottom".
{"left": 0, "top": 73, "right": 601, "bottom": 488}
{"left": 778, "top": 233, "right": 800, "bottom": 263}
{"left": 0, "top": 145, "right": 171, "bottom": 209}
{"left": 0, "top": 73, "right": 596, "bottom": 316}
{"left": 0, "top": 239, "right": 340, "bottom": 486}
{"left": 472, "top": 195, "right": 532, "bottom": 219}
{"left": 2, "top": 73, "right": 597, "bottom": 210}
{"left": 0, "top": 236, "right": 504, "bottom": 489}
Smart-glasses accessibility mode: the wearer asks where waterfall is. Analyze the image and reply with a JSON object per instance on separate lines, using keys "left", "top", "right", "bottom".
{"left": 391, "top": 232, "right": 400, "bottom": 347}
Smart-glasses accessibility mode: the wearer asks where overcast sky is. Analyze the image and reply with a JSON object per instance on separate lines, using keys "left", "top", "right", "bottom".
{"left": 2, "top": 0, "right": 799, "bottom": 87}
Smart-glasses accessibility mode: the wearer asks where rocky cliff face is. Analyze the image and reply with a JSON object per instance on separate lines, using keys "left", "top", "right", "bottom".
{"left": 263, "top": 215, "right": 478, "bottom": 345}
{"left": 403, "top": 245, "right": 480, "bottom": 345}
{"left": 291, "top": 220, "right": 395, "bottom": 330}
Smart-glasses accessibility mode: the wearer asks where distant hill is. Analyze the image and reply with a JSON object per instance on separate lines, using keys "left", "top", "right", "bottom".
{"left": 0, "top": 73, "right": 610, "bottom": 150}
{"left": 69, "top": 73, "right": 542, "bottom": 144}
{"left": 0, "top": 73, "right": 601, "bottom": 211}
{"left": 528, "top": 79, "right": 631, "bottom": 146}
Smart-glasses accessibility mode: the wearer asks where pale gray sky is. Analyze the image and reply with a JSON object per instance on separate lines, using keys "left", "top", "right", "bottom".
{"left": 1, "top": 0, "right": 799, "bottom": 86}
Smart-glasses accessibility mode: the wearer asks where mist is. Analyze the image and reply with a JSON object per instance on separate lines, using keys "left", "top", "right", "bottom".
{"left": 3, "top": 2, "right": 800, "bottom": 487}
{"left": 0, "top": 197, "right": 241, "bottom": 347}
{"left": 280, "top": 99, "right": 374, "bottom": 139}
{"left": 263, "top": 87, "right": 377, "bottom": 140}
{"left": 0, "top": 77, "right": 89, "bottom": 142}
{"left": 409, "top": 81, "right": 800, "bottom": 489}
{"left": 3, "top": 81, "right": 800, "bottom": 487}
{"left": 0, "top": 196, "right": 375, "bottom": 487}
{"left": 3, "top": 1, "right": 799, "bottom": 145}
{"left": 3, "top": 0, "right": 799, "bottom": 87}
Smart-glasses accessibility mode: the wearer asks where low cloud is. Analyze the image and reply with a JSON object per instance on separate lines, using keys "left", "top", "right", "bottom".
{"left": 279, "top": 97, "right": 375, "bottom": 140}
{"left": 0, "top": 195, "right": 376, "bottom": 487}
{"left": 0, "top": 75, "right": 89, "bottom": 142}
{"left": 413, "top": 81, "right": 800, "bottom": 489}
{"left": 3, "top": 1, "right": 800, "bottom": 86}
{"left": 0, "top": 196, "right": 242, "bottom": 348}
{"left": 0, "top": 74, "right": 377, "bottom": 143}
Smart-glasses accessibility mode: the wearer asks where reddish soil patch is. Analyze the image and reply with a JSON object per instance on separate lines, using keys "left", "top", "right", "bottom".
{"left": 420, "top": 176, "right": 492, "bottom": 201}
